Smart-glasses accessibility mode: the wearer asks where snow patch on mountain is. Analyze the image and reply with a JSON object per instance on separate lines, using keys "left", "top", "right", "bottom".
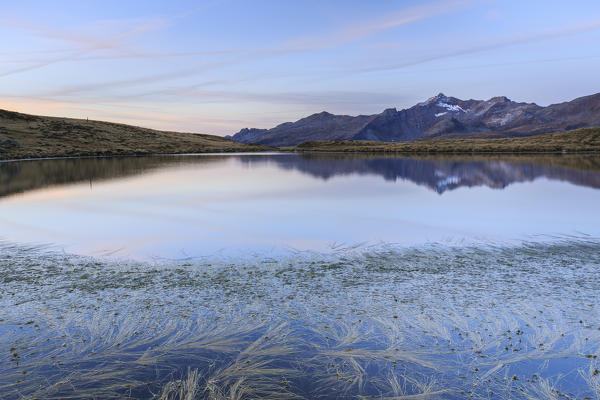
{"left": 435, "top": 112, "right": 448, "bottom": 117}
{"left": 438, "top": 101, "right": 466, "bottom": 113}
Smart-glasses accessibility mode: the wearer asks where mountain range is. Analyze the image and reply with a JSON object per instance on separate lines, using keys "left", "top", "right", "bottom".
{"left": 228, "top": 92, "right": 600, "bottom": 147}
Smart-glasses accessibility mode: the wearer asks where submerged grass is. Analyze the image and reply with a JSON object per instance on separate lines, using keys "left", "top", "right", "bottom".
{"left": 1, "top": 238, "right": 600, "bottom": 399}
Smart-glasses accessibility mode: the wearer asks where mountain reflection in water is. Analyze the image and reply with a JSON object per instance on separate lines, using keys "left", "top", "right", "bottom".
{"left": 1, "top": 153, "right": 599, "bottom": 198}
{"left": 238, "top": 153, "right": 600, "bottom": 193}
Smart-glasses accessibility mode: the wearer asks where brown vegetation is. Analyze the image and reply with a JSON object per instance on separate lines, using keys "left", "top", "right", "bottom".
{"left": 291, "top": 127, "right": 600, "bottom": 154}
{"left": 0, "top": 109, "right": 268, "bottom": 160}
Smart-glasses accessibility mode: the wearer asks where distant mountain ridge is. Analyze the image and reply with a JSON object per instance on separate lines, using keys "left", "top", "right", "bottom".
{"left": 229, "top": 92, "right": 600, "bottom": 146}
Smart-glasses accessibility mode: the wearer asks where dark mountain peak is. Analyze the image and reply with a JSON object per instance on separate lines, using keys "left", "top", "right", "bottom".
{"left": 488, "top": 96, "right": 511, "bottom": 103}
{"left": 382, "top": 108, "right": 397, "bottom": 115}
{"left": 418, "top": 93, "right": 448, "bottom": 107}
{"left": 299, "top": 111, "right": 334, "bottom": 122}
{"left": 230, "top": 127, "right": 268, "bottom": 143}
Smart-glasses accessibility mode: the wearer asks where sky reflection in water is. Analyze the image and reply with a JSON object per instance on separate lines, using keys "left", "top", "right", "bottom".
{"left": 0, "top": 153, "right": 599, "bottom": 259}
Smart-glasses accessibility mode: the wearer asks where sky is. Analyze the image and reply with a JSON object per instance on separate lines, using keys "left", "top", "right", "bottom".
{"left": 1, "top": 0, "right": 600, "bottom": 136}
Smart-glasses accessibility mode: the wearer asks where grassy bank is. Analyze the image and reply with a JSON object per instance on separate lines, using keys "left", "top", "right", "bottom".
{"left": 0, "top": 109, "right": 268, "bottom": 160}
{"left": 291, "top": 127, "right": 600, "bottom": 154}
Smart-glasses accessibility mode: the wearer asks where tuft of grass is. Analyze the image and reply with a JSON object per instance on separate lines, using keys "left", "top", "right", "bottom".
{"left": 158, "top": 368, "right": 200, "bottom": 400}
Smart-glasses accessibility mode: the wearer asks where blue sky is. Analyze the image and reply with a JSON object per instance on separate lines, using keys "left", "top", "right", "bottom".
{"left": 1, "top": 0, "right": 600, "bottom": 135}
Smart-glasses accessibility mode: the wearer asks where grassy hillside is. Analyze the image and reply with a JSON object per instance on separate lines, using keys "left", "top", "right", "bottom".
{"left": 0, "top": 109, "right": 268, "bottom": 160}
{"left": 292, "top": 127, "right": 600, "bottom": 154}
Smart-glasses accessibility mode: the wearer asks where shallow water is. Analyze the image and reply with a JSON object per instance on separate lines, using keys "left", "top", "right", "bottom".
{"left": 1, "top": 241, "right": 600, "bottom": 399}
{"left": 1, "top": 153, "right": 600, "bottom": 399}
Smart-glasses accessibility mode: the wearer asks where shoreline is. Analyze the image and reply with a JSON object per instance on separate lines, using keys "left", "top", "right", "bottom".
{"left": 0, "top": 146, "right": 272, "bottom": 162}
{"left": 2, "top": 148, "right": 600, "bottom": 164}
{"left": 0, "top": 150, "right": 277, "bottom": 163}
{"left": 2, "top": 145, "right": 600, "bottom": 163}
{"left": 290, "top": 149, "right": 600, "bottom": 155}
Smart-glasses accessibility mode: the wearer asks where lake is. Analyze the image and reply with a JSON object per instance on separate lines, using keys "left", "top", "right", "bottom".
{"left": 1, "top": 153, "right": 600, "bottom": 259}
{"left": 1, "top": 153, "right": 600, "bottom": 399}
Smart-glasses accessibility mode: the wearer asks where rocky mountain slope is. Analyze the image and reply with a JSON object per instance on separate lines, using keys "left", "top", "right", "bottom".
{"left": 229, "top": 93, "right": 600, "bottom": 146}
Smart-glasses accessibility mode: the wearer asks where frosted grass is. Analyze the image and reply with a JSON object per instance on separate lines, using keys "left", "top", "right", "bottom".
{"left": 1, "top": 239, "right": 599, "bottom": 399}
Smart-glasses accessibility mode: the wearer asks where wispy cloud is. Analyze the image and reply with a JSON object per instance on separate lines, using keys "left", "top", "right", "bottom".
{"left": 0, "top": 15, "right": 167, "bottom": 51}
{"left": 0, "top": 13, "right": 177, "bottom": 78}
{"left": 0, "top": 0, "right": 473, "bottom": 77}
{"left": 0, "top": 0, "right": 478, "bottom": 106}
{"left": 45, "top": 64, "right": 232, "bottom": 97}
{"left": 117, "top": 88, "right": 405, "bottom": 109}
{"left": 354, "top": 19, "right": 600, "bottom": 73}
{"left": 284, "top": 0, "right": 474, "bottom": 51}
{"left": 391, "top": 54, "right": 600, "bottom": 76}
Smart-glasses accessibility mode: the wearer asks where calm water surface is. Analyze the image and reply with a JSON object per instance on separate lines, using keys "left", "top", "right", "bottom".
{"left": 1, "top": 153, "right": 600, "bottom": 399}
{"left": 0, "top": 153, "right": 599, "bottom": 259}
